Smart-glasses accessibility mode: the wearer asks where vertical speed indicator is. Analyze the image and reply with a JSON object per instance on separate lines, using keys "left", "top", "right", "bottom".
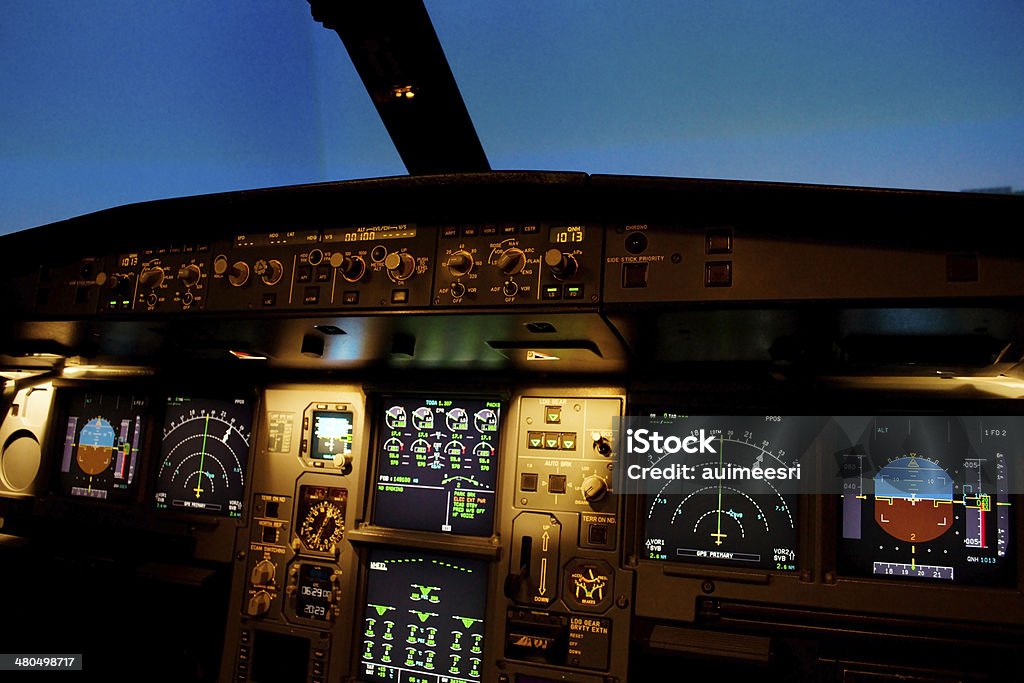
{"left": 155, "top": 396, "right": 253, "bottom": 517}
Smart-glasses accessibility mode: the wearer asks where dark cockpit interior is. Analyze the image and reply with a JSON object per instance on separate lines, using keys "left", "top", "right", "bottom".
{"left": 1, "top": 3, "right": 1023, "bottom": 682}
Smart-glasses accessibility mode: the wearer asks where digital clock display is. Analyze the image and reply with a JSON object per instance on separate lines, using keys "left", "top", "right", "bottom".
{"left": 295, "top": 563, "right": 335, "bottom": 622}
{"left": 549, "top": 225, "right": 585, "bottom": 244}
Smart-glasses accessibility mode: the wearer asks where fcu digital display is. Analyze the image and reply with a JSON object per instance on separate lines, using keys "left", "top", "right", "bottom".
{"left": 311, "top": 411, "right": 353, "bottom": 461}
{"left": 838, "top": 416, "right": 1015, "bottom": 584}
{"left": 361, "top": 548, "right": 487, "bottom": 683}
{"left": 154, "top": 396, "right": 252, "bottom": 517}
{"left": 373, "top": 397, "right": 501, "bottom": 536}
{"left": 640, "top": 415, "right": 814, "bottom": 571}
{"left": 57, "top": 391, "right": 147, "bottom": 502}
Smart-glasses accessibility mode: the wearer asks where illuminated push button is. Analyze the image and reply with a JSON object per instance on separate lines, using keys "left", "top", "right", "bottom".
{"left": 548, "top": 474, "right": 567, "bottom": 494}
{"left": 296, "top": 265, "right": 313, "bottom": 283}
{"left": 705, "top": 261, "right": 732, "bottom": 287}
{"left": 527, "top": 431, "right": 544, "bottom": 449}
{"left": 545, "top": 406, "right": 562, "bottom": 424}
{"left": 559, "top": 433, "right": 576, "bottom": 450}
{"left": 563, "top": 284, "right": 584, "bottom": 299}
{"left": 315, "top": 266, "right": 332, "bottom": 282}
{"left": 544, "top": 433, "right": 561, "bottom": 449}
{"left": 621, "top": 262, "right": 648, "bottom": 288}
{"left": 520, "top": 472, "right": 538, "bottom": 492}
{"left": 542, "top": 285, "right": 561, "bottom": 300}
{"left": 588, "top": 523, "right": 609, "bottom": 546}
{"left": 391, "top": 289, "right": 409, "bottom": 304}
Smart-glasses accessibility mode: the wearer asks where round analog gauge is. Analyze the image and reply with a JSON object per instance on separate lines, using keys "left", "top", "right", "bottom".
{"left": 297, "top": 485, "right": 348, "bottom": 553}
{"left": 299, "top": 500, "right": 345, "bottom": 552}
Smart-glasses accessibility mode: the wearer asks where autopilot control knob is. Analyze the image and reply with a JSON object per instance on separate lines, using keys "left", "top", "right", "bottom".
{"left": 447, "top": 250, "right": 474, "bottom": 277}
{"left": 254, "top": 258, "right": 284, "bottom": 286}
{"left": 138, "top": 265, "right": 165, "bottom": 289}
{"left": 593, "top": 434, "right": 612, "bottom": 456}
{"left": 581, "top": 475, "right": 609, "bottom": 503}
{"left": 108, "top": 274, "right": 132, "bottom": 294}
{"left": 251, "top": 559, "right": 276, "bottom": 585}
{"left": 177, "top": 264, "right": 201, "bottom": 288}
{"left": 544, "top": 249, "right": 578, "bottom": 280}
{"left": 384, "top": 251, "right": 416, "bottom": 281}
{"left": 338, "top": 255, "right": 367, "bottom": 283}
{"left": 246, "top": 590, "right": 272, "bottom": 617}
{"left": 495, "top": 248, "right": 526, "bottom": 275}
{"left": 227, "top": 261, "right": 250, "bottom": 287}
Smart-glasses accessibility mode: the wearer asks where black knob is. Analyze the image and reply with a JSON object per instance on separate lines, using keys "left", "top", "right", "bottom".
{"left": 246, "top": 590, "right": 272, "bottom": 617}
{"left": 593, "top": 435, "right": 612, "bottom": 456}
{"left": 447, "top": 250, "right": 474, "bottom": 277}
{"left": 495, "top": 248, "right": 526, "bottom": 275}
{"left": 177, "top": 264, "right": 201, "bottom": 288}
{"left": 228, "top": 261, "right": 250, "bottom": 287}
{"left": 502, "top": 280, "right": 519, "bottom": 297}
{"left": 255, "top": 259, "right": 284, "bottom": 286}
{"left": 251, "top": 560, "right": 276, "bottom": 585}
{"left": 544, "top": 249, "right": 578, "bottom": 280}
{"left": 582, "top": 475, "right": 609, "bottom": 502}
{"left": 139, "top": 266, "right": 165, "bottom": 289}
{"left": 384, "top": 252, "right": 416, "bottom": 281}
{"left": 451, "top": 281, "right": 467, "bottom": 298}
{"left": 339, "top": 255, "right": 367, "bottom": 283}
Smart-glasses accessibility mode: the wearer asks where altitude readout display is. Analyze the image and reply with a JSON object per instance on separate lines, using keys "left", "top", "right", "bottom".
{"left": 296, "top": 564, "right": 337, "bottom": 622}
{"left": 58, "top": 391, "right": 147, "bottom": 502}
{"left": 361, "top": 548, "right": 487, "bottom": 683}
{"left": 838, "top": 416, "right": 1015, "bottom": 584}
{"left": 297, "top": 485, "right": 347, "bottom": 553}
{"left": 374, "top": 397, "right": 501, "bottom": 536}
{"left": 642, "top": 416, "right": 820, "bottom": 571}
{"left": 311, "top": 411, "right": 353, "bottom": 462}
{"left": 154, "top": 396, "right": 252, "bottom": 517}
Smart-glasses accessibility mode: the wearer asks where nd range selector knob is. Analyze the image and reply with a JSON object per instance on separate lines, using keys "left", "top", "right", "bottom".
{"left": 495, "top": 248, "right": 526, "bottom": 275}
{"left": 447, "top": 250, "right": 474, "bottom": 277}
{"left": 581, "top": 475, "right": 609, "bottom": 503}
{"left": 251, "top": 559, "right": 276, "bottom": 585}
{"left": 544, "top": 249, "right": 578, "bottom": 280}
{"left": 246, "top": 590, "right": 272, "bottom": 617}
{"left": 338, "top": 255, "right": 367, "bottom": 283}
{"left": 384, "top": 251, "right": 416, "bottom": 281}
{"left": 139, "top": 265, "right": 165, "bottom": 289}
{"left": 177, "top": 264, "right": 201, "bottom": 288}
{"left": 254, "top": 258, "right": 284, "bottom": 286}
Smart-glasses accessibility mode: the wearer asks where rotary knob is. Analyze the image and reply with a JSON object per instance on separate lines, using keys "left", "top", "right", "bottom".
{"left": 495, "top": 248, "right": 526, "bottom": 275}
{"left": 254, "top": 258, "right": 284, "bottom": 286}
{"left": 251, "top": 559, "right": 276, "bottom": 586}
{"left": 177, "top": 264, "right": 201, "bottom": 288}
{"left": 108, "top": 274, "right": 132, "bottom": 294}
{"left": 581, "top": 475, "right": 609, "bottom": 503}
{"left": 228, "top": 261, "right": 250, "bottom": 287}
{"left": 246, "top": 590, "right": 272, "bottom": 617}
{"left": 544, "top": 249, "right": 578, "bottom": 280}
{"left": 593, "top": 435, "right": 612, "bottom": 456}
{"left": 138, "top": 265, "right": 165, "bottom": 289}
{"left": 338, "top": 255, "right": 367, "bottom": 283}
{"left": 384, "top": 251, "right": 416, "bottom": 282}
{"left": 447, "top": 250, "right": 474, "bottom": 277}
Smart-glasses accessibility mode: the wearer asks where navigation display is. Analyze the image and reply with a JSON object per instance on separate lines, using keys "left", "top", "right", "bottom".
{"left": 361, "top": 547, "right": 487, "bottom": 683}
{"left": 639, "top": 415, "right": 819, "bottom": 571}
{"left": 57, "top": 390, "right": 147, "bottom": 502}
{"left": 837, "top": 416, "right": 1015, "bottom": 584}
{"left": 373, "top": 396, "right": 501, "bottom": 536}
{"left": 154, "top": 396, "right": 252, "bottom": 517}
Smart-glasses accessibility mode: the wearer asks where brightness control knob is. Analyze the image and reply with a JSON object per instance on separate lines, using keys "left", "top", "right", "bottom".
{"left": 384, "top": 251, "right": 416, "bottom": 282}
{"left": 337, "top": 255, "right": 367, "bottom": 283}
{"left": 581, "top": 475, "right": 609, "bottom": 503}
{"left": 139, "top": 265, "right": 165, "bottom": 290}
{"left": 447, "top": 250, "right": 474, "bottom": 278}
{"left": 495, "top": 248, "right": 526, "bottom": 275}
{"left": 544, "top": 249, "right": 578, "bottom": 280}
{"left": 177, "top": 264, "right": 201, "bottom": 288}
{"left": 254, "top": 259, "right": 284, "bottom": 286}
{"left": 251, "top": 560, "right": 276, "bottom": 586}
{"left": 246, "top": 590, "right": 272, "bottom": 617}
